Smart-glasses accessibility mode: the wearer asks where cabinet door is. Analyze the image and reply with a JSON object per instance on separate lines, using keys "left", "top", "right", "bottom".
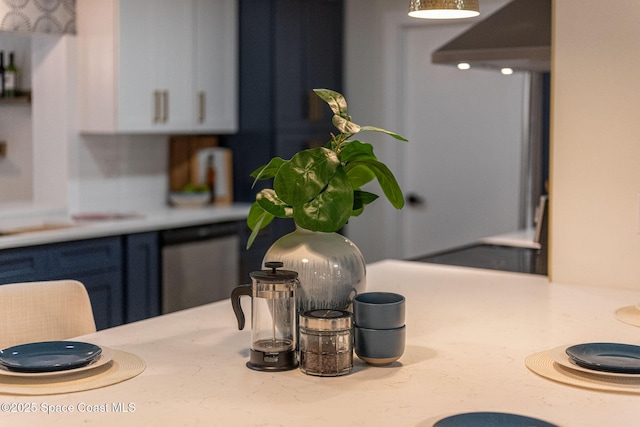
{"left": 118, "top": 0, "right": 194, "bottom": 132}
{"left": 124, "top": 232, "right": 160, "bottom": 323}
{"left": 79, "top": 0, "right": 238, "bottom": 133}
{"left": 117, "top": 0, "right": 156, "bottom": 131}
{"left": 194, "top": 0, "right": 238, "bottom": 133}
{"left": 0, "top": 246, "right": 48, "bottom": 284}
{"left": 47, "top": 238, "right": 124, "bottom": 330}
{"left": 151, "top": 0, "right": 195, "bottom": 131}
{"left": 274, "top": 0, "right": 343, "bottom": 133}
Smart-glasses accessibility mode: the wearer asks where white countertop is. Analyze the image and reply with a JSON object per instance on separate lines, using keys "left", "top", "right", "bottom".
{"left": 2, "top": 260, "right": 640, "bottom": 426}
{"left": 479, "top": 227, "right": 541, "bottom": 249}
{"left": 0, "top": 204, "right": 251, "bottom": 249}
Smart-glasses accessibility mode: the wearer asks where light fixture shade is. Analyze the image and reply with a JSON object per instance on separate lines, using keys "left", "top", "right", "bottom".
{"left": 0, "top": 0, "right": 76, "bottom": 35}
{"left": 409, "top": 0, "right": 480, "bottom": 19}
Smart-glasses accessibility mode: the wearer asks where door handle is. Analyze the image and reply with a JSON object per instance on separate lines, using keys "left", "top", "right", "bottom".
{"left": 153, "top": 90, "right": 161, "bottom": 123}
{"left": 307, "top": 90, "right": 323, "bottom": 122}
{"left": 198, "top": 91, "right": 205, "bottom": 123}
{"left": 162, "top": 90, "right": 169, "bottom": 123}
{"left": 407, "top": 193, "right": 426, "bottom": 207}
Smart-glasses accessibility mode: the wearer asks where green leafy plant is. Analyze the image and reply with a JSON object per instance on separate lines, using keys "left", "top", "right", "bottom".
{"left": 246, "top": 89, "right": 407, "bottom": 248}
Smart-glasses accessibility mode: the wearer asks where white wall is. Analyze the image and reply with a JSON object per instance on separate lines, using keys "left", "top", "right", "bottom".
{"left": 0, "top": 31, "right": 170, "bottom": 213}
{"left": 0, "top": 33, "right": 32, "bottom": 203}
{"left": 344, "top": 0, "right": 520, "bottom": 262}
{"left": 550, "top": 0, "right": 640, "bottom": 289}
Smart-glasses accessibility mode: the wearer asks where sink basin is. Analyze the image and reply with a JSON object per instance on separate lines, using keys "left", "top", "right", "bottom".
{"left": 0, "top": 222, "right": 81, "bottom": 237}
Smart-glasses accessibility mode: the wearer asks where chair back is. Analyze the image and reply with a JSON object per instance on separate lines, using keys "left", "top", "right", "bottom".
{"left": 0, "top": 280, "right": 97, "bottom": 349}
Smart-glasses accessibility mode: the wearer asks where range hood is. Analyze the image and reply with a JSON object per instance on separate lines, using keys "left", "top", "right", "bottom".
{"left": 432, "top": 0, "right": 551, "bottom": 72}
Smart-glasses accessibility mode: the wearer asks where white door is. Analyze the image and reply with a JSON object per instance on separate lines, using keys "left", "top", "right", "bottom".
{"left": 399, "top": 25, "right": 527, "bottom": 259}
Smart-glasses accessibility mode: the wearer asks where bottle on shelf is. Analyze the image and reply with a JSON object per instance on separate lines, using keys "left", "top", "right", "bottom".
{"left": 0, "top": 51, "right": 5, "bottom": 97}
{"left": 207, "top": 154, "right": 216, "bottom": 203}
{"left": 4, "top": 52, "right": 18, "bottom": 98}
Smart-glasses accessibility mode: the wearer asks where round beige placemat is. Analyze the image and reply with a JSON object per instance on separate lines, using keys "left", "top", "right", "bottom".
{"left": 615, "top": 306, "right": 640, "bottom": 327}
{"left": 525, "top": 350, "right": 640, "bottom": 394}
{"left": 0, "top": 350, "right": 145, "bottom": 395}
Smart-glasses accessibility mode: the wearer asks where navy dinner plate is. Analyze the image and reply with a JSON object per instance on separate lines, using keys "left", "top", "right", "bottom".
{"left": 433, "top": 412, "right": 558, "bottom": 427}
{"left": 565, "top": 342, "right": 640, "bottom": 374}
{"left": 0, "top": 341, "right": 102, "bottom": 373}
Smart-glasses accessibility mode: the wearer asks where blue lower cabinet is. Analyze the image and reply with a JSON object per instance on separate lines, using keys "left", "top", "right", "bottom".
{"left": 0, "top": 245, "right": 49, "bottom": 284}
{"left": 45, "top": 237, "right": 125, "bottom": 331}
{"left": 124, "top": 232, "right": 160, "bottom": 323}
{"left": 71, "top": 271, "right": 124, "bottom": 331}
{"left": 0, "top": 233, "right": 161, "bottom": 331}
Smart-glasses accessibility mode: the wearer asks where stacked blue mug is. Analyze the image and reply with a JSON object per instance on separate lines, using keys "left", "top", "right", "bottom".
{"left": 353, "top": 292, "right": 406, "bottom": 366}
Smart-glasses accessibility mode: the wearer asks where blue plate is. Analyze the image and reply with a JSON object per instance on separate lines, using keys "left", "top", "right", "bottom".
{"left": 565, "top": 342, "right": 640, "bottom": 374}
{"left": 0, "top": 341, "right": 102, "bottom": 373}
{"left": 434, "top": 412, "right": 558, "bottom": 427}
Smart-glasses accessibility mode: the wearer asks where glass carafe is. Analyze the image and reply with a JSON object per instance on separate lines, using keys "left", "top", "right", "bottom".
{"left": 231, "top": 262, "right": 298, "bottom": 371}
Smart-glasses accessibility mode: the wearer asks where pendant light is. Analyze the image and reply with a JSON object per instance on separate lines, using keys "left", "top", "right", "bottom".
{"left": 409, "top": 0, "right": 480, "bottom": 19}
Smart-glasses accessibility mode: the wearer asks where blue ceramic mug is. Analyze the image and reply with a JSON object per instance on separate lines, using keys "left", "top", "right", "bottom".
{"left": 353, "top": 292, "right": 405, "bottom": 330}
{"left": 354, "top": 325, "right": 406, "bottom": 366}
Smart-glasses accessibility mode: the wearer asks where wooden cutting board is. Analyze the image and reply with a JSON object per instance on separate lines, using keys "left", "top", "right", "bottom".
{"left": 168, "top": 135, "right": 233, "bottom": 205}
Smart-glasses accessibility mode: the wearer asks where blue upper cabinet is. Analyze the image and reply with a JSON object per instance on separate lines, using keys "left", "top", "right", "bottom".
{"left": 227, "top": 0, "right": 344, "bottom": 276}
{"left": 273, "top": 0, "right": 344, "bottom": 133}
{"left": 228, "top": 0, "right": 344, "bottom": 202}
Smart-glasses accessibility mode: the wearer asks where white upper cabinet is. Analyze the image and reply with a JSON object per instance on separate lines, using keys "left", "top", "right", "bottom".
{"left": 77, "top": 0, "right": 238, "bottom": 134}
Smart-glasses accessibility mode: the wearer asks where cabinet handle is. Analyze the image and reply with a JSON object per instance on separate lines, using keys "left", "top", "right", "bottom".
{"left": 162, "top": 90, "right": 169, "bottom": 123}
{"left": 198, "top": 91, "right": 205, "bottom": 123}
{"left": 153, "top": 90, "right": 161, "bottom": 123}
{"left": 308, "top": 90, "right": 323, "bottom": 122}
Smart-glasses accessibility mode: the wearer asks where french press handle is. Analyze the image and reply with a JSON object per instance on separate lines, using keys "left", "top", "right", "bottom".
{"left": 231, "top": 285, "right": 252, "bottom": 330}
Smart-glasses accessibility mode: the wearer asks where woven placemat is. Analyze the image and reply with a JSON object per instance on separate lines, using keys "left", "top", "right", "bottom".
{"left": 614, "top": 306, "right": 640, "bottom": 327}
{"left": 525, "top": 350, "right": 640, "bottom": 394}
{"left": 0, "top": 350, "right": 145, "bottom": 395}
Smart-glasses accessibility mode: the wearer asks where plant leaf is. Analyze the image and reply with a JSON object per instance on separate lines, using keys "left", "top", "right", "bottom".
{"left": 359, "top": 125, "right": 408, "bottom": 142}
{"left": 273, "top": 147, "right": 340, "bottom": 206}
{"left": 347, "top": 159, "right": 405, "bottom": 209}
{"left": 346, "top": 163, "right": 375, "bottom": 188}
{"left": 247, "top": 201, "right": 275, "bottom": 230}
{"left": 338, "top": 140, "right": 377, "bottom": 163}
{"left": 292, "top": 168, "right": 353, "bottom": 232}
{"left": 332, "top": 115, "right": 361, "bottom": 135}
{"left": 353, "top": 190, "right": 379, "bottom": 211}
{"left": 246, "top": 202, "right": 275, "bottom": 249}
{"left": 313, "top": 88, "right": 348, "bottom": 119}
{"left": 250, "top": 157, "right": 286, "bottom": 187}
{"left": 351, "top": 189, "right": 380, "bottom": 217}
{"left": 255, "top": 189, "right": 291, "bottom": 218}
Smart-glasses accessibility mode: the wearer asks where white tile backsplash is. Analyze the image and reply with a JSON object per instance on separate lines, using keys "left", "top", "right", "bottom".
{"left": 69, "top": 134, "right": 169, "bottom": 213}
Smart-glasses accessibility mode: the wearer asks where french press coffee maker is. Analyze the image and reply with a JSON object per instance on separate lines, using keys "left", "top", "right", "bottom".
{"left": 231, "top": 261, "right": 299, "bottom": 371}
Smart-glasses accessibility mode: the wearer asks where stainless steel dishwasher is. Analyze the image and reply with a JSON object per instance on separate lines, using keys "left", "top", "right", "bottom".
{"left": 161, "top": 222, "right": 240, "bottom": 314}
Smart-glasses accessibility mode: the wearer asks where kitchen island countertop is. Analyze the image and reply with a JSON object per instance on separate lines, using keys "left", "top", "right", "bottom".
{"left": 2, "top": 259, "right": 639, "bottom": 426}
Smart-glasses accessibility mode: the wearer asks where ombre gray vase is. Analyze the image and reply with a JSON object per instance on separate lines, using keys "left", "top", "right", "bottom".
{"left": 263, "top": 226, "right": 366, "bottom": 314}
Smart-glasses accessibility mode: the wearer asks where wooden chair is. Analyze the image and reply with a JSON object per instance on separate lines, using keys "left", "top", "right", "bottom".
{"left": 0, "top": 280, "right": 96, "bottom": 349}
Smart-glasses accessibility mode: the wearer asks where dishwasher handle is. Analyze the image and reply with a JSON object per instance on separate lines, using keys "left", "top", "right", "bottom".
{"left": 161, "top": 222, "right": 239, "bottom": 246}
